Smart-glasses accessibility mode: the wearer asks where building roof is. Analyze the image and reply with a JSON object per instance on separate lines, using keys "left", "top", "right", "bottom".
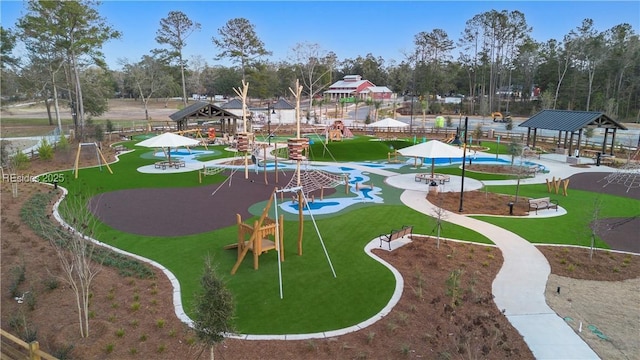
{"left": 361, "top": 86, "right": 392, "bottom": 93}
{"left": 328, "top": 75, "right": 373, "bottom": 90}
{"left": 272, "top": 98, "right": 294, "bottom": 110}
{"left": 169, "top": 101, "right": 239, "bottom": 122}
{"left": 220, "top": 98, "right": 244, "bottom": 109}
{"left": 519, "top": 110, "right": 627, "bottom": 132}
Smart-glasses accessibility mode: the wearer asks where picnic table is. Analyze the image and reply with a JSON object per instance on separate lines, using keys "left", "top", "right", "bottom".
{"left": 154, "top": 160, "right": 186, "bottom": 170}
{"left": 414, "top": 173, "right": 451, "bottom": 185}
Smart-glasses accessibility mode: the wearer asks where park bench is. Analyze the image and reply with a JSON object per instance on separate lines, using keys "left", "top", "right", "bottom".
{"left": 379, "top": 225, "right": 413, "bottom": 250}
{"left": 528, "top": 197, "right": 559, "bottom": 215}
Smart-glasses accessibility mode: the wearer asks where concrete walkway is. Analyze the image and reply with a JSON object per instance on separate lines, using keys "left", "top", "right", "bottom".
{"left": 392, "top": 154, "right": 605, "bottom": 359}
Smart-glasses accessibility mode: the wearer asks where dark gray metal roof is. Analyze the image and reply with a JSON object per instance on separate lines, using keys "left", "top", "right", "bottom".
{"left": 272, "top": 98, "right": 294, "bottom": 110}
{"left": 220, "top": 98, "right": 243, "bottom": 109}
{"left": 519, "top": 110, "right": 627, "bottom": 132}
{"left": 169, "top": 101, "right": 238, "bottom": 122}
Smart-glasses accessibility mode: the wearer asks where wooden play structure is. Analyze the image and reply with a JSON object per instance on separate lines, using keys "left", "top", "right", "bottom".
{"left": 387, "top": 150, "right": 404, "bottom": 164}
{"left": 174, "top": 129, "right": 208, "bottom": 149}
{"left": 229, "top": 191, "right": 286, "bottom": 275}
{"left": 546, "top": 176, "right": 570, "bottom": 196}
{"left": 326, "top": 120, "right": 354, "bottom": 142}
{"left": 74, "top": 142, "right": 113, "bottom": 179}
{"left": 233, "top": 80, "right": 253, "bottom": 179}
{"left": 225, "top": 79, "right": 337, "bottom": 301}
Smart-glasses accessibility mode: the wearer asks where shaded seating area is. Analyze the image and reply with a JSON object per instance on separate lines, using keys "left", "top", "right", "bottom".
{"left": 519, "top": 110, "right": 627, "bottom": 164}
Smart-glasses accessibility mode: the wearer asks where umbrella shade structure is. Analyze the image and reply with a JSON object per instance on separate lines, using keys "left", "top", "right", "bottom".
{"left": 136, "top": 132, "right": 201, "bottom": 163}
{"left": 398, "top": 140, "right": 465, "bottom": 176}
{"left": 367, "top": 117, "right": 409, "bottom": 128}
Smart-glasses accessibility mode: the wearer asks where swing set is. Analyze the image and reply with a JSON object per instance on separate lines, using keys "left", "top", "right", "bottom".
{"left": 73, "top": 142, "right": 113, "bottom": 179}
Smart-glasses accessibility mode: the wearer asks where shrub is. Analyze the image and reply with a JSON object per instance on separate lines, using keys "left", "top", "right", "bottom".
{"left": 43, "top": 276, "right": 59, "bottom": 290}
{"left": 57, "top": 134, "right": 70, "bottom": 153}
{"left": 93, "top": 124, "right": 104, "bottom": 142}
{"left": 37, "top": 139, "right": 54, "bottom": 160}
{"left": 11, "top": 150, "right": 30, "bottom": 170}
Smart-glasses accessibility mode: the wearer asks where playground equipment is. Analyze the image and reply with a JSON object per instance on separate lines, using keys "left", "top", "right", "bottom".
{"left": 229, "top": 190, "right": 284, "bottom": 275}
{"left": 326, "top": 120, "right": 354, "bottom": 142}
{"left": 198, "top": 165, "right": 225, "bottom": 183}
{"left": 174, "top": 128, "right": 208, "bottom": 149}
{"left": 546, "top": 176, "right": 570, "bottom": 196}
{"left": 387, "top": 150, "right": 404, "bottom": 164}
{"left": 233, "top": 80, "right": 253, "bottom": 179}
{"left": 73, "top": 142, "right": 113, "bottom": 178}
{"left": 492, "top": 112, "right": 512, "bottom": 122}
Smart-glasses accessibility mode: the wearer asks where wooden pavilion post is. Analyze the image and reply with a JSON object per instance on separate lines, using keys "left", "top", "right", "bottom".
{"left": 610, "top": 128, "right": 617, "bottom": 156}
{"left": 602, "top": 128, "right": 609, "bottom": 154}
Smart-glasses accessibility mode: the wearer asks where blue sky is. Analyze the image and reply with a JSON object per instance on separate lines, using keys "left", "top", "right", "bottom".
{"left": 1, "top": 1, "right": 639, "bottom": 70}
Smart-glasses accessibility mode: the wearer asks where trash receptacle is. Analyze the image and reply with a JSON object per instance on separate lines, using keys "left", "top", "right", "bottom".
{"left": 488, "top": 129, "right": 495, "bottom": 138}
{"left": 429, "top": 182, "right": 438, "bottom": 195}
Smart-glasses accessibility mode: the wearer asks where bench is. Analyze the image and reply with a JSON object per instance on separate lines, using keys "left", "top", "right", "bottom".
{"left": 379, "top": 225, "right": 413, "bottom": 250}
{"left": 528, "top": 197, "right": 559, "bottom": 214}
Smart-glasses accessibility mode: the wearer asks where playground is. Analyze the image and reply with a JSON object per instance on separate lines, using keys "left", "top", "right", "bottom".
{"left": 3, "top": 110, "right": 640, "bottom": 359}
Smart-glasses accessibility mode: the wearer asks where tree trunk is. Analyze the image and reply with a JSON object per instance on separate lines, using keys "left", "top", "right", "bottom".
{"left": 45, "top": 98, "right": 53, "bottom": 126}
{"left": 180, "top": 54, "right": 187, "bottom": 107}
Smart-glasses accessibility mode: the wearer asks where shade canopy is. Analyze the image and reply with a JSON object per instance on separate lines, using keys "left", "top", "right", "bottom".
{"left": 136, "top": 132, "right": 201, "bottom": 163}
{"left": 136, "top": 132, "right": 201, "bottom": 148}
{"left": 398, "top": 140, "right": 465, "bottom": 176}
{"left": 367, "top": 118, "right": 409, "bottom": 128}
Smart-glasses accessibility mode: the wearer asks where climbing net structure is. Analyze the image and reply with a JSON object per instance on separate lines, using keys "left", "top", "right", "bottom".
{"left": 283, "top": 168, "right": 347, "bottom": 198}
{"left": 600, "top": 157, "right": 640, "bottom": 193}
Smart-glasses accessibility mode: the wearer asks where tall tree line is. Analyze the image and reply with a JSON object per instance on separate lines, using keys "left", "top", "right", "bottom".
{"left": 2, "top": 4, "right": 639, "bottom": 123}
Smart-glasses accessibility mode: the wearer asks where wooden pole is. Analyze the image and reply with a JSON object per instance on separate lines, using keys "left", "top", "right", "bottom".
{"left": 74, "top": 143, "right": 81, "bottom": 178}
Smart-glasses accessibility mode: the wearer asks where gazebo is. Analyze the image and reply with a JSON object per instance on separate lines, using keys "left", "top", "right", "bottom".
{"left": 169, "top": 101, "right": 239, "bottom": 133}
{"left": 519, "top": 110, "right": 627, "bottom": 157}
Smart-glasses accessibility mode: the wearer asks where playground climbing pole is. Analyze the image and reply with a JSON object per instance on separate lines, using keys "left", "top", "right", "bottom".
{"left": 233, "top": 80, "right": 251, "bottom": 179}
{"left": 288, "top": 79, "right": 308, "bottom": 252}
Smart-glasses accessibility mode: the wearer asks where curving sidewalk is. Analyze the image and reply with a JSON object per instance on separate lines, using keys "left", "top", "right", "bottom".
{"left": 399, "top": 188, "right": 600, "bottom": 359}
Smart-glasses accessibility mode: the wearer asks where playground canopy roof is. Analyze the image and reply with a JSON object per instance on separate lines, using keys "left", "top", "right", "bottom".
{"left": 368, "top": 118, "right": 408, "bottom": 128}
{"left": 518, "top": 110, "right": 627, "bottom": 132}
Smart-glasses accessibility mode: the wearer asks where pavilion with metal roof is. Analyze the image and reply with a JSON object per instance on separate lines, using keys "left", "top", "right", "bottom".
{"left": 519, "top": 110, "right": 627, "bottom": 157}
{"left": 169, "top": 101, "right": 239, "bottom": 133}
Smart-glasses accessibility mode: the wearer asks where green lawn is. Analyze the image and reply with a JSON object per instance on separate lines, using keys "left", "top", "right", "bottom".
{"left": 473, "top": 184, "right": 640, "bottom": 248}
{"left": 41, "top": 135, "right": 638, "bottom": 334}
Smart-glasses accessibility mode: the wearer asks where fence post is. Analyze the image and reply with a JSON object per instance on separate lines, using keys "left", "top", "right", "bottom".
{"left": 29, "top": 340, "right": 42, "bottom": 360}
